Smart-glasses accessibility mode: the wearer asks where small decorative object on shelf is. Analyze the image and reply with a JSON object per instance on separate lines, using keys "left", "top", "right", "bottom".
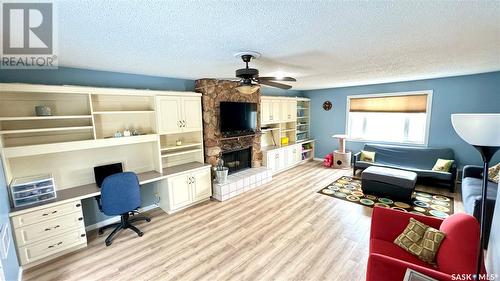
{"left": 323, "top": 101, "right": 332, "bottom": 111}
{"left": 123, "top": 129, "right": 131, "bottom": 137}
{"left": 114, "top": 131, "right": 122, "bottom": 138}
{"left": 10, "top": 174, "right": 57, "bottom": 208}
{"left": 132, "top": 129, "right": 140, "bottom": 136}
{"left": 176, "top": 140, "right": 182, "bottom": 146}
{"left": 35, "top": 105, "right": 52, "bottom": 116}
{"left": 281, "top": 136, "right": 289, "bottom": 145}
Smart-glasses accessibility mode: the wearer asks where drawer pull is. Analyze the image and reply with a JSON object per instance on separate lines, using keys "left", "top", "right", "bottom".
{"left": 81, "top": 234, "right": 86, "bottom": 237}
{"left": 76, "top": 203, "right": 81, "bottom": 207}
{"left": 44, "top": 225, "right": 61, "bottom": 231}
{"left": 47, "top": 241, "right": 63, "bottom": 249}
{"left": 78, "top": 217, "right": 83, "bottom": 221}
{"left": 52, "top": 211, "right": 58, "bottom": 214}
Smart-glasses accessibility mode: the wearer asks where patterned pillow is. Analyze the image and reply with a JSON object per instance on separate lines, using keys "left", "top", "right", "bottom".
{"left": 360, "top": 150, "right": 376, "bottom": 162}
{"left": 432, "top": 159, "right": 454, "bottom": 172}
{"left": 488, "top": 163, "right": 500, "bottom": 184}
{"left": 394, "top": 218, "right": 446, "bottom": 265}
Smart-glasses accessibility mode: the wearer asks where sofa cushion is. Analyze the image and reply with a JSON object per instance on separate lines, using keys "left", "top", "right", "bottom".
{"left": 461, "top": 177, "right": 498, "bottom": 215}
{"left": 356, "top": 161, "right": 453, "bottom": 181}
{"left": 363, "top": 144, "right": 454, "bottom": 170}
{"left": 370, "top": 238, "right": 433, "bottom": 269}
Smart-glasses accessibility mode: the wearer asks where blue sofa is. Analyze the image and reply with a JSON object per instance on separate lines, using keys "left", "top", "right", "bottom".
{"left": 461, "top": 165, "right": 497, "bottom": 248}
{"left": 353, "top": 144, "right": 457, "bottom": 192}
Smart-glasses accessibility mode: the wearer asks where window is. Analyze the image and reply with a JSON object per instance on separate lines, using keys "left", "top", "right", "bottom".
{"left": 346, "top": 91, "right": 432, "bottom": 145}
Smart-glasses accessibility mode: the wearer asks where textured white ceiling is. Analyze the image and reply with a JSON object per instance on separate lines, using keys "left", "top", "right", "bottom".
{"left": 54, "top": 0, "right": 499, "bottom": 90}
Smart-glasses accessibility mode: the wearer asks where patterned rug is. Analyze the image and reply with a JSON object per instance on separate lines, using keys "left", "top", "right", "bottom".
{"left": 318, "top": 176, "right": 454, "bottom": 219}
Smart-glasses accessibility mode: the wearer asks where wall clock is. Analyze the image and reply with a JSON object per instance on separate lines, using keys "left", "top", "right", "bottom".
{"left": 323, "top": 101, "right": 333, "bottom": 111}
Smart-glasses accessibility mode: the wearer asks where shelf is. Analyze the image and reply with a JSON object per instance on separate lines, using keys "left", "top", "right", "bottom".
{"left": 161, "top": 148, "right": 202, "bottom": 158}
{"left": 261, "top": 128, "right": 280, "bottom": 133}
{"left": 92, "top": 111, "right": 155, "bottom": 115}
{"left": 161, "top": 142, "right": 202, "bottom": 151}
{"left": 297, "top": 130, "right": 309, "bottom": 134}
{"left": 0, "top": 126, "right": 93, "bottom": 135}
{"left": 297, "top": 116, "right": 309, "bottom": 119}
{"left": 0, "top": 115, "right": 92, "bottom": 121}
{"left": 302, "top": 149, "right": 313, "bottom": 153}
{"left": 3, "top": 134, "right": 159, "bottom": 158}
{"left": 280, "top": 129, "right": 296, "bottom": 133}
{"left": 297, "top": 107, "right": 309, "bottom": 110}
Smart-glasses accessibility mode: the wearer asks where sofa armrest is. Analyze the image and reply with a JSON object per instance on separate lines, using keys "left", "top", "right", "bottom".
{"left": 353, "top": 151, "right": 361, "bottom": 166}
{"left": 370, "top": 207, "right": 443, "bottom": 242}
{"left": 367, "top": 253, "right": 453, "bottom": 281}
{"left": 463, "top": 165, "right": 483, "bottom": 180}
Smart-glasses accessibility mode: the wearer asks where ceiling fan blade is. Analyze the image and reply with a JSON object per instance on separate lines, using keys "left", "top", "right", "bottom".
{"left": 215, "top": 78, "right": 241, "bottom": 81}
{"left": 259, "top": 76, "right": 296, "bottom": 82}
{"left": 258, "top": 80, "right": 292, "bottom": 90}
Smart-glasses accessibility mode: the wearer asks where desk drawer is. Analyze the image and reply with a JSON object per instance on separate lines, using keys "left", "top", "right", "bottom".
{"left": 14, "top": 210, "right": 84, "bottom": 247}
{"left": 18, "top": 228, "right": 87, "bottom": 265}
{"left": 12, "top": 200, "right": 82, "bottom": 228}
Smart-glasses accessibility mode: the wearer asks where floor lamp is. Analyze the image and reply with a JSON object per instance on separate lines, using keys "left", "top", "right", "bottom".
{"left": 451, "top": 113, "right": 500, "bottom": 279}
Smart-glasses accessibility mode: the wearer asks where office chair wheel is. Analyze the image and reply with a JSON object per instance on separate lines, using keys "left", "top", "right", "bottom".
{"left": 138, "top": 232, "right": 144, "bottom": 237}
{"left": 146, "top": 218, "right": 151, "bottom": 222}
{"left": 105, "top": 241, "right": 112, "bottom": 246}
{"left": 98, "top": 229, "right": 103, "bottom": 235}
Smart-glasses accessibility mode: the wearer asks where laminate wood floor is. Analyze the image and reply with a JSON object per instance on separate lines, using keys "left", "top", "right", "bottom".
{"left": 23, "top": 161, "right": 463, "bottom": 281}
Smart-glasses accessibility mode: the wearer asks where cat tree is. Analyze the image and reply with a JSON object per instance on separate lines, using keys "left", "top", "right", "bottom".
{"left": 332, "top": 134, "right": 351, "bottom": 169}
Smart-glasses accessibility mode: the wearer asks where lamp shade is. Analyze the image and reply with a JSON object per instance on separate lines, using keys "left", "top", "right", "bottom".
{"left": 451, "top": 114, "right": 500, "bottom": 146}
{"left": 236, "top": 84, "right": 260, "bottom": 95}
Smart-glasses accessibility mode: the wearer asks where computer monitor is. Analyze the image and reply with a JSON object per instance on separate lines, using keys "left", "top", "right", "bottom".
{"left": 94, "top": 163, "right": 123, "bottom": 188}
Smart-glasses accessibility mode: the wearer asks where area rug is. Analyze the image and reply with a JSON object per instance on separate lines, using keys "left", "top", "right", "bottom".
{"left": 318, "top": 176, "right": 454, "bottom": 219}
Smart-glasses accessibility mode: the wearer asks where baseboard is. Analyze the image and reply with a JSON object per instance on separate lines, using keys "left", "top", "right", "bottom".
{"left": 85, "top": 204, "right": 158, "bottom": 232}
{"left": 313, "top": 157, "right": 323, "bottom": 161}
{"left": 17, "top": 266, "right": 23, "bottom": 281}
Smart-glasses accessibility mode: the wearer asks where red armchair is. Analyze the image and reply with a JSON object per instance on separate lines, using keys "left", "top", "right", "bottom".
{"left": 367, "top": 207, "right": 484, "bottom": 281}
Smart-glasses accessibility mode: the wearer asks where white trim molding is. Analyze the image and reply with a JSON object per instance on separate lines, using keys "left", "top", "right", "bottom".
{"left": 345, "top": 90, "right": 433, "bottom": 146}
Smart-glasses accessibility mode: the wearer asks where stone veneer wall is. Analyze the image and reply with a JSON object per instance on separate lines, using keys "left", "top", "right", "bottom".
{"left": 195, "top": 79, "right": 262, "bottom": 167}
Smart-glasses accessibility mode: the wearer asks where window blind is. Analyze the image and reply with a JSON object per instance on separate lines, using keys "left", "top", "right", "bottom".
{"left": 349, "top": 94, "right": 428, "bottom": 113}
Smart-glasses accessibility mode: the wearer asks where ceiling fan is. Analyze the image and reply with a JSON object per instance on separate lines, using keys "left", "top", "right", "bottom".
{"left": 231, "top": 52, "right": 296, "bottom": 94}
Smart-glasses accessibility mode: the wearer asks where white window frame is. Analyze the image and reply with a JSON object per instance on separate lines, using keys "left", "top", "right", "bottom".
{"left": 345, "top": 90, "right": 433, "bottom": 146}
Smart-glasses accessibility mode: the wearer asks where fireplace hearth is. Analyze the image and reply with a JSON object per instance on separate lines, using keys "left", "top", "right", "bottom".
{"left": 222, "top": 147, "right": 252, "bottom": 174}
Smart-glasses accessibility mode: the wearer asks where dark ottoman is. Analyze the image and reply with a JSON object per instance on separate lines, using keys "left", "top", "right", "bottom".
{"left": 361, "top": 166, "right": 417, "bottom": 201}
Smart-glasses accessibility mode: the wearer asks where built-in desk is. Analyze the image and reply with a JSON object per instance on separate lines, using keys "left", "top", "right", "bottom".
{"left": 9, "top": 162, "right": 211, "bottom": 217}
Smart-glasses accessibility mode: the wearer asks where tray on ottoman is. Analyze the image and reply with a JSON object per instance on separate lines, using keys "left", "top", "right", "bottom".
{"left": 361, "top": 166, "right": 417, "bottom": 201}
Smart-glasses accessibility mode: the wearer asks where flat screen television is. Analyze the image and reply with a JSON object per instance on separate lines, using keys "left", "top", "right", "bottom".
{"left": 220, "top": 102, "right": 257, "bottom": 136}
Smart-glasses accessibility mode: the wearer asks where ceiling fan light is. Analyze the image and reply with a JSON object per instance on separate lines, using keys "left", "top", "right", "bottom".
{"left": 236, "top": 84, "right": 260, "bottom": 95}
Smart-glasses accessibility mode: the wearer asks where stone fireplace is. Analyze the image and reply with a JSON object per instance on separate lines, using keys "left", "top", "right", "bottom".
{"left": 222, "top": 146, "right": 252, "bottom": 174}
{"left": 194, "top": 79, "right": 262, "bottom": 168}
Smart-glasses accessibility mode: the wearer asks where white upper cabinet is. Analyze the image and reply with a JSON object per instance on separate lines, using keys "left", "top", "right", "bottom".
{"left": 182, "top": 97, "right": 203, "bottom": 133}
{"left": 281, "top": 100, "right": 297, "bottom": 122}
{"left": 261, "top": 98, "right": 284, "bottom": 124}
{"left": 156, "top": 95, "right": 202, "bottom": 134}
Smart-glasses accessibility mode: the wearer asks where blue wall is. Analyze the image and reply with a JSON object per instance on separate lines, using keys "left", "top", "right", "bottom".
{"left": 303, "top": 71, "right": 500, "bottom": 166}
{"left": 0, "top": 159, "right": 19, "bottom": 281}
{"left": 0, "top": 66, "right": 300, "bottom": 227}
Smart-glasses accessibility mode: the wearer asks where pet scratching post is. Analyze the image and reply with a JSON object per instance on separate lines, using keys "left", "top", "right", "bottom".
{"left": 332, "top": 134, "right": 351, "bottom": 169}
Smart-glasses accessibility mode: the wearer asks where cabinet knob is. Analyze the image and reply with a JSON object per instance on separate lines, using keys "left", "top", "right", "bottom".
{"left": 81, "top": 234, "right": 86, "bottom": 237}
{"left": 78, "top": 217, "right": 83, "bottom": 221}
{"left": 76, "top": 203, "right": 81, "bottom": 207}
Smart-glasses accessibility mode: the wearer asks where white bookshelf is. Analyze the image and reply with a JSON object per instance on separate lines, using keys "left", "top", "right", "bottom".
{"left": 296, "top": 98, "right": 311, "bottom": 142}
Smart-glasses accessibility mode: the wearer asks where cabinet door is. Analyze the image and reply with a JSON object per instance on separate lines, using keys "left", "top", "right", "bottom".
{"left": 168, "top": 173, "right": 192, "bottom": 210}
{"left": 192, "top": 168, "right": 212, "bottom": 201}
{"left": 279, "top": 100, "right": 290, "bottom": 122}
{"left": 265, "top": 151, "right": 277, "bottom": 173}
{"left": 182, "top": 97, "right": 202, "bottom": 132}
{"left": 271, "top": 100, "right": 281, "bottom": 123}
{"left": 289, "top": 100, "right": 297, "bottom": 121}
{"left": 286, "top": 146, "right": 297, "bottom": 166}
{"left": 156, "top": 96, "right": 182, "bottom": 134}
{"left": 295, "top": 145, "right": 303, "bottom": 162}
{"left": 277, "top": 149, "right": 286, "bottom": 170}
{"left": 261, "top": 100, "right": 271, "bottom": 124}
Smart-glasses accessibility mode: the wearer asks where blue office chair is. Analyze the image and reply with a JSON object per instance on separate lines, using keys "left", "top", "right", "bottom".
{"left": 97, "top": 172, "right": 151, "bottom": 246}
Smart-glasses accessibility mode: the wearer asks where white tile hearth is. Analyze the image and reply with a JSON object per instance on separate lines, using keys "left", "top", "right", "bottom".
{"left": 212, "top": 167, "right": 272, "bottom": 201}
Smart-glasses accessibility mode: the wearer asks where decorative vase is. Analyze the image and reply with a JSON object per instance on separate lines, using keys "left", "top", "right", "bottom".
{"left": 215, "top": 167, "right": 229, "bottom": 184}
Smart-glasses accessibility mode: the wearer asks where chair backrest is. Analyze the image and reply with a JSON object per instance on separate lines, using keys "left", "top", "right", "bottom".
{"left": 101, "top": 172, "right": 141, "bottom": 216}
{"left": 437, "top": 213, "right": 480, "bottom": 275}
{"left": 363, "top": 143, "right": 454, "bottom": 170}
